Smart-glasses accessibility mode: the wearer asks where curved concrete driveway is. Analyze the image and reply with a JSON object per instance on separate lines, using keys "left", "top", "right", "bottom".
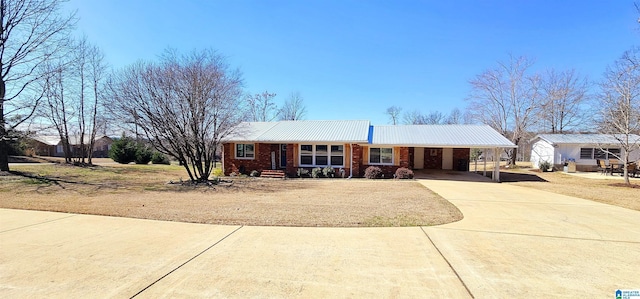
{"left": 419, "top": 177, "right": 640, "bottom": 298}
{"left": 1, "top": 175, "right": 639, "bottom": 297}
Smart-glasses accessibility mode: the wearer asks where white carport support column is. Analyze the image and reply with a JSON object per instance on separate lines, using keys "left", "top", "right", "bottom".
{"left": 493, "top": 147, "right": 500, "bottom": 182}
{"left": 483, "top": 148, "right": 487, "bottom": 177}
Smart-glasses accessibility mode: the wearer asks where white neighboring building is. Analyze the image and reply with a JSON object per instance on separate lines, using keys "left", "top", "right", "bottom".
{"left": 530, "top": 134, "right": 640, "bottom": 171}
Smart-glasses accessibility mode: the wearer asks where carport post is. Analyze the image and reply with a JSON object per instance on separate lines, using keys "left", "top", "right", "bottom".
{"left": 493, "top": 147, "right": 500, "bottom": 182}
{"left": 483, "top": 148, "right": 487, "bottom": 177}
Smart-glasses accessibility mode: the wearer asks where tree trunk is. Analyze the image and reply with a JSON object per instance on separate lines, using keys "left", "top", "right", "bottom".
{"left": 0, "top": 77, "right": 9, "bottom": 171}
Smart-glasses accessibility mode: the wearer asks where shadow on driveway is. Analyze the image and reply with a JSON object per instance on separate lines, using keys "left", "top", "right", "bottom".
{"left": 413, "top": 170, "right": 548, "bottom": 183}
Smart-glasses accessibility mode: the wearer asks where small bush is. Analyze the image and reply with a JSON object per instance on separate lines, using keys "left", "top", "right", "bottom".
{"left": 212, "top": 168, "right": 224, "bottom": 177}
{"left": 322, "top": 166, "right": 335, "bottom": 178}
{"left": 364, "top": 166, "right": 382, "bottom": 179}
{"left": 109, "top": 136, "right": 137, "bottom": 164}
{"left": 539, "top": 160, "right": 552, "bottom": 172}
{"left": 311, "top": 167, "right": 323, "bottom": 178}
{"left": 297, "top": 168, "right": 309, "bottom": 178}
{"left": 151, "top": 151, "right": 170, "bottom": 165}
{"left": 135, "top": 146, "right": 153, "bottom": 164}
{"left": 395, "top": 167, "right": 414, "bottom": 179}
{"left": 250, "top": 170, "right": 260, "bottom": 177}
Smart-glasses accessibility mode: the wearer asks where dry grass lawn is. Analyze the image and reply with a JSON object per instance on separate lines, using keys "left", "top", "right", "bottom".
{"left": 500, "top": 168, "right": 640, "bottom": 211}
{"left": 0, "top": 163, "right": 462, "bottom": 227}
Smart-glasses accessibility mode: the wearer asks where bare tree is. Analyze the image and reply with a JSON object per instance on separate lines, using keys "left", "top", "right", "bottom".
{"left": 424, "top": 111, "right": 445, "bottom": 124}
{"left": 599, "top": 47, "right": 640, "bottom": 184}
{"left": 445, "top": 108, "right": 463, "bottom": 124}
{"left": 403, "top": 109, "right": 426, "bottom": 124}
{"left": 85, "top": 40, "right": 107, "bottom": 164}
{"left": 278, "top": 91, "right": 306, "bottom": 120}
{"left": 0, "top": 0, "right": 76, "bottom": 171}
{"left": 246, "top": 91, "right": 277, "bottom": 122}
{"left": 385, "top": 106, "right": 402, "bottom": 125}
{"left": 110, "top": 49, "right": 244, "bottom": 182}
{"left": 467, "top": 55, "right": 541, "bottom": 165}
{"left": 539, "top": 69, "right": 590, "bottom": 133}
{"left": 41, "top": 59, "right": 73, "bottom": 162}
{"left": 38, "top": 37, "right": 107, "bottom": 165}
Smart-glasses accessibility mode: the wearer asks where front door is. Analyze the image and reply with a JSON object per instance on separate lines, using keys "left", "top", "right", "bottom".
{"left": 280, "top": 144, "right": 287, "bottom": 168}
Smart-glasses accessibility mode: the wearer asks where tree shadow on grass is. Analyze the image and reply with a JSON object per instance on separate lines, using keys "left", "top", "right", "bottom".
{"left": 9, "top": 170, "right": 111, "bottom": 189}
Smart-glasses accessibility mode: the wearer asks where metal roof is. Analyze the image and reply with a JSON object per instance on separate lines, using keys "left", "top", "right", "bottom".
{"left": 225, "top": 120, "right": 371, "bottom": 143}
{"left": 371, "top": 125, "right": 517, "bottom": 148}
{"left": 226, "top": 121, "right": 516, "bottom": 148}
{"left": 533, "top": 134, "right": 640, "bottom": 145}
{"left": 31, "top": 135, "right": 61, "bottom": 146}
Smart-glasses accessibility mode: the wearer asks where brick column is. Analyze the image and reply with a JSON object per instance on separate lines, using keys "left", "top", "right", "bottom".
{"left": 286, "top": 143, "right": 296, "bottom": 177}
{"left": 351, "top": 144, "right": 362, "bottom": 177}
{"left": 399, "top": 147, "right": 410, "bottom": 168}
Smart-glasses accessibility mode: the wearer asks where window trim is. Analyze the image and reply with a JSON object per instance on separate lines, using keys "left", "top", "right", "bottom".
{"left": 369, "top": 147, "right": 394, "bottom": 165}
{"left": 299, "top": 144, "right": 345, "bottom": 167}
{"left": 235, "top": 143, "right": 255, "bottom": 159}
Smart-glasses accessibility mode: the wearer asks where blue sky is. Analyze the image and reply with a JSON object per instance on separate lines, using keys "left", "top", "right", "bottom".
{"left": 65, "top": 0, "right": 638, "bottom": 125}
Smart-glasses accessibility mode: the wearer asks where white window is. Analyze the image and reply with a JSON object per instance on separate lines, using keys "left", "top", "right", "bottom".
{"left": 235, "top": 143, "right": 255, "bottom": 159}
{"left": 299, "top": 144, "right": 344, "bottom": 167}
{"left": 369, "top": 147, "right": 393, "bottom": 165}
{"left": 580, "top": 148, "right": 621, "bottom": 160}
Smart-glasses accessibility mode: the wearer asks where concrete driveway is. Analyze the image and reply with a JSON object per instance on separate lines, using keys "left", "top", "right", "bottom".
{"left": 1, "top": 175, "right": 639, "bottom": 297}
{"left": 419, "top": 177, "right": 640, "bottom": 298}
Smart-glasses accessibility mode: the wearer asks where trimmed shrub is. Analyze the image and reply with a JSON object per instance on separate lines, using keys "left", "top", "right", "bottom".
{"left": 322, "top": 166, "right": 335, "bottom": 178}
{"left": 250, "top": 170, "right": 260, "bottom": 177}
{"left": 151, "top": 151, "right": 170, "bottom": 165}
{"left": 395, "top": 167, "right": 414, "bottom": 179}
{"left": 109, "top": 136, "right": 137, "bottom": 164}
{"left": 539, "top": 160, "right": 552, "bottom": 172}
{"left": 297, "top": 168, "right": 309, "bottom": 178}
{"left": 134, "top": 146, "right": 153, "bottom": 164}
{"left": 364, "top": 166, "right": 382, "bottom": 179}
{"left": 311, "top": 167, "right": 323, "bottom": 178}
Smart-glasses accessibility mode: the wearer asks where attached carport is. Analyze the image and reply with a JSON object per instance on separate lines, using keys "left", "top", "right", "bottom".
{"left": 371, "top": 125, "right": 517, "bottom": 182}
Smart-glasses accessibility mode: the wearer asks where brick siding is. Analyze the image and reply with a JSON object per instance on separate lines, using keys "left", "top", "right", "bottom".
{"left": 223, "top": 143, "right": 279, "bottom": 175}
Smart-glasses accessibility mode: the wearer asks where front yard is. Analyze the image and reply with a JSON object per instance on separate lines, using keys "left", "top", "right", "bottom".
{"left": 0, "top": 164, "right": 462, "bottom": 227}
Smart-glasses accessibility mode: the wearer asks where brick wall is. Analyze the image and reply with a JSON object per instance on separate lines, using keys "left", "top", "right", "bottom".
{"left": 351, "top": 144, "right": 362, "bottom": 177}
{"left": 360, "top": 147, "right": 410, "bottom": 178}
{"left": 424, "top": 147, "right": 442, "bottom": 169}
{"left": 285, "top": 143, "right": 296, "bottom": 177}
{"left": 399, "top": 147, "right": 409, "bottom": 168}
{"left": 408, "top": 147, "right": 415, "bottom": 169}
{"left": 223, "top": 143, "right": 278, "bottom": 175}
{"left": 453, "top": 148, "right": 470, "bottom": 171}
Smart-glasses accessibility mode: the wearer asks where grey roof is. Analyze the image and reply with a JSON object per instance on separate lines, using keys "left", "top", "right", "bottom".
{"left": 226, "top": 120, "right": 371, "bottom": 143}
{"left": 533, "top": 134, "right": 640, "bottom": 145}
{"left": 371, "top": 125, "right": 517, "bottom": 148}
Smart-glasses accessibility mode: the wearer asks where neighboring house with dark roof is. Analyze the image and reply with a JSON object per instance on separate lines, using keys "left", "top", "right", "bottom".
{"left": 222, "top": 120, "right": 516, "bottom": 181}
{"left": 26, "top": 135, "right": 114, "bottom": 158}
{"left": 530, "top": 134, "right": 640, "bottom": 171}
